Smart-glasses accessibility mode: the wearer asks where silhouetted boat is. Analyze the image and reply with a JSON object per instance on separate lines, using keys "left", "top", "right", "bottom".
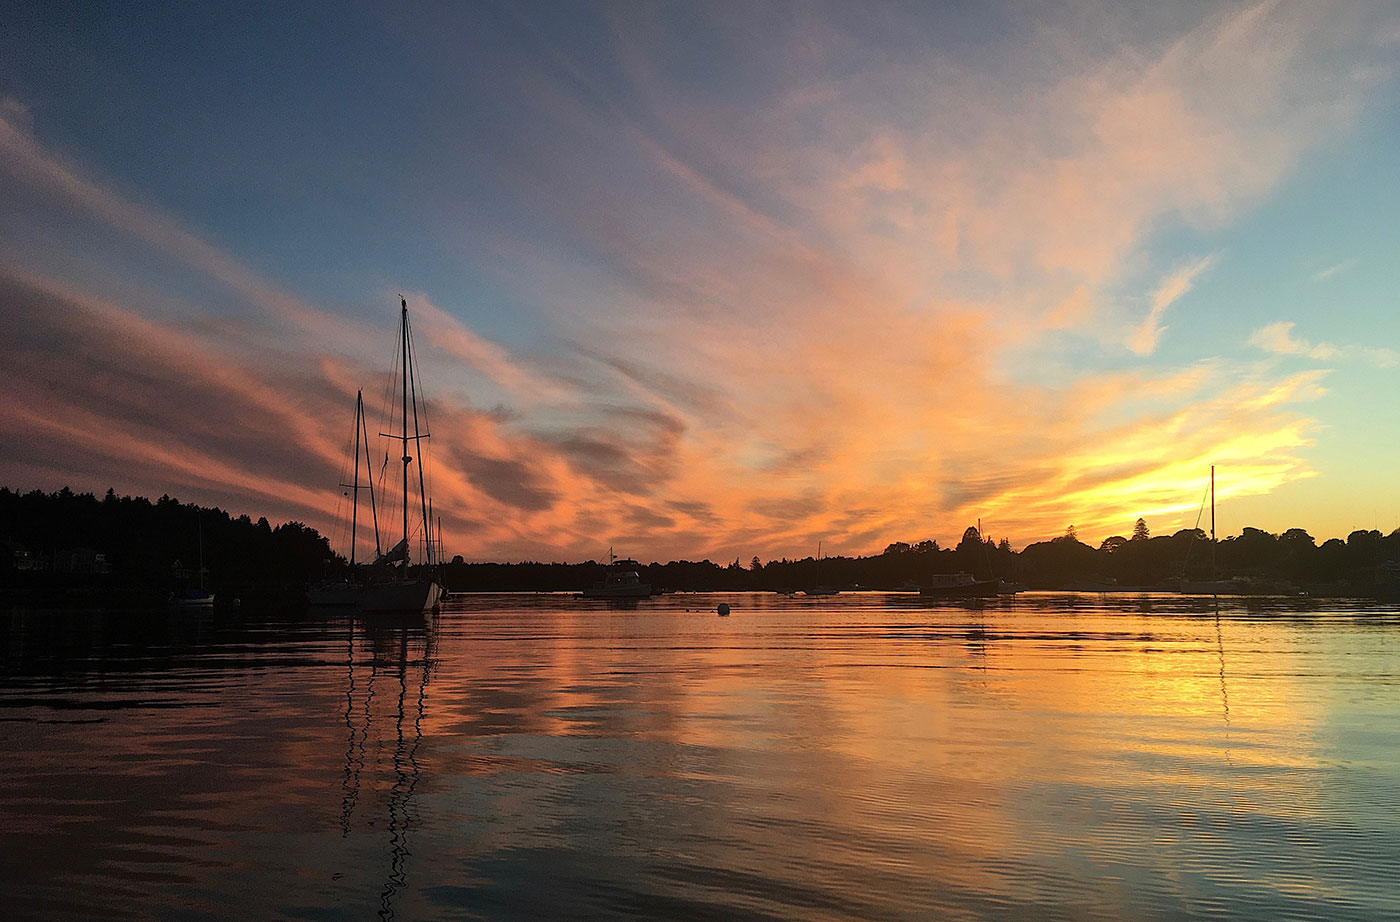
{"left": 920, "top": 573, "right": 1000, "bottom": 599}
{"left": 358, "top": 298, "right": 443, "bottom": 616}
{"left": 171, "top": 513, "right": 215, "bottom": 608}
{"left": 1179, "top": 576, "right": 1299, "bottom": 596}
{"left": 803, "top": 541, "right": 839, "bottom": 596}
{"left": 170, "top": 586, "right": 215, "bottom": 608}
{"left": 1175, "top": 465, "right": 1278, "bottom": 596}
{"left": 581, "top": 553, "right": 652, "bottom": 599}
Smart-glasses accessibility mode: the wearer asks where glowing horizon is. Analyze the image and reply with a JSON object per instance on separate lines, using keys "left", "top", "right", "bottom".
{"left": 1, "top": 3, "right": 1398, "bottom": 562}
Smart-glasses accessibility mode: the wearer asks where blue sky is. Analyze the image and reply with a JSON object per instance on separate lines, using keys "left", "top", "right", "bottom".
{"left": 1, "top": 2, "right": 1397, "bottom": 560}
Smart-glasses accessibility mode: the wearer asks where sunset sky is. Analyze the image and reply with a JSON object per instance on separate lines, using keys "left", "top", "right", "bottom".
{"left": 2, "top": 2, "right": 1398, "bottom": 562}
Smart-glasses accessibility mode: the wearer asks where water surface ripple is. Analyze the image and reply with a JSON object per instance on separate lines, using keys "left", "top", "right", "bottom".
{"left": 3, "top": 592, "right": 1399, "bottom": 920}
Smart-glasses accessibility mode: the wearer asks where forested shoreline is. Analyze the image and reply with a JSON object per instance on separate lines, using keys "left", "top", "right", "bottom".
{"left": 2, "top": 487, "right": 1397, "bottom": 602}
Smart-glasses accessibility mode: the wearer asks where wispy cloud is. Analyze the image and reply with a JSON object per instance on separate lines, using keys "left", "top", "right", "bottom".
{"left": 1129, "top": 255, "right": 1217, "bottom": 355}
{"left": 0, "top": 3, "right": 1393, "bottom": 557}
{"left": 1249, "top": 321, "right": 1398, "bottom": 368}
{"left": 1312, "top": 258, "right": 1358, "bottom": 281}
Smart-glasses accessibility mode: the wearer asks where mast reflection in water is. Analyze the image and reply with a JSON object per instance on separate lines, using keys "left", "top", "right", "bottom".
{"left": 335, "top": 617, "right": 434, "bottom": 921}
{"left": 2, "top": 593, "right": 1400, "bottom": 921}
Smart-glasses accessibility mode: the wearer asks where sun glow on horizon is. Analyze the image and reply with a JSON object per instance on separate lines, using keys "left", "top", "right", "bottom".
{"left": 1, "top": 3, "right": 1397, "bottom": 560}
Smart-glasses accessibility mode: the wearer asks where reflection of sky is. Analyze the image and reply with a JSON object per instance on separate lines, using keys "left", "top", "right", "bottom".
{"left": 2, "top": 4, "right": 1399, "bottom": 561}
{"left": 3, "top": 597, "right": 1400, "bottom": 919}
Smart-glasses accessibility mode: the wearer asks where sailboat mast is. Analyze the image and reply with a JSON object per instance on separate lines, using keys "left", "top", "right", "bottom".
{"left": 401, "top": 297, "right": 410, "bottom": 580}
{"left": 350, "top": 389, "right": 362, "bottom": 569}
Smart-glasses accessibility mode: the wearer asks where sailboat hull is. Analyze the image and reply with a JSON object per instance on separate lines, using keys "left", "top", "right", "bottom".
{"left": 358, "top": 580, "right": 443, "bottom": 614}
{"left": 308, "top": 582, "right": 365, "bottom": 607}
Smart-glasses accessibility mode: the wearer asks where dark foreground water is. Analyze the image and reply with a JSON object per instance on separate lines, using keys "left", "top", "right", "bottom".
{"left": 2, "top": 592, "right": 1399, "bottom": 921}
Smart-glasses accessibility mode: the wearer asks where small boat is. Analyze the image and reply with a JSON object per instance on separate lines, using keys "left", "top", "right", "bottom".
{"left": 1179, "top": 576, "right": 1299, "bottom": 596}
{"left": 803, "top": 541, "right": 839, "bottom": 596}
{"left": 581, "top": 553, "right": 652, "bottom": 599}
{"left": 920, "top": 572, "right": 1000, "bottom": 599}
{"left": 357, "top": 298, "right": 444, "bottom": 616}
{"left": 171, "top": 513, "right": 215, "bottom": 608}
{"left": 170, "top": 586, "right": 215, "bottom": 608}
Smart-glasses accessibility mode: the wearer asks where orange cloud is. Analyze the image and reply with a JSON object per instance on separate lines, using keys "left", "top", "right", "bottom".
{"left": 1, "top": 4, "right": 1392, "bottom": 561}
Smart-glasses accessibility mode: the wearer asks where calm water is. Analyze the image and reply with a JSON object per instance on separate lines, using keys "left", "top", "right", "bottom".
{"left": 3, "top": 592, "right": 1399, "bottom": 921}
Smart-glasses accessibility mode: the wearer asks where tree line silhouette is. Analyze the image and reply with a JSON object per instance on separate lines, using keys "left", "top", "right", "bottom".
{"left": 2, "top": 487, "right": 1396, "bottom": 602}
{"left": 0, "top": 486, "right": 330, "bottom": 606}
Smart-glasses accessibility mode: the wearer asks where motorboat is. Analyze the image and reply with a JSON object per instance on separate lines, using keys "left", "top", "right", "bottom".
{"left": 581, "top": 556, "right": 652, "bottom": 599}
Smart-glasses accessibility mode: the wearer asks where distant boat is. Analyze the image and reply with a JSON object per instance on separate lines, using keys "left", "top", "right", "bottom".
{"left": 581, "top": 551, "right": 653, "bottom": 599}
{"left": 357, "top": 298, "right": 443, "bottom": 616}
{"left": 803, "top": 541, "right": 839, "bottom": 596}
{"left": 1180, "top": 576, "right": 1299, "bottom": 596}
{"left": 920, "top": 573, "right": 1000, "bottom": 599}
{"left": 310, "top": 389, "right": 381, "bottom": 608}
{"left": 171, "top": 513, "right": 215, "bottom": 608}
{"left": 1178, "top": 464, "right": 1242, "bottom": 596}
{"left": 170, "top": 585, "right": 215, "bottom": 608}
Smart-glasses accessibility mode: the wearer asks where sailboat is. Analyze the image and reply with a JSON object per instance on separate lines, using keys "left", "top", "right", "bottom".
{"left": 358, "top": 297, "right": 444, "bottom": 616}
{"left": 1180, "top": 465, "right": 1235, "bottom": 595}
{"left": 171, "top": 512, "right": 215, "bottom": 607}
{"left": 803, "top": 541, "right": 839, "bottom": 596}
{"left": 309, "top": 389, "right": 382, "bottom": 607}
{"left": 1179, "top": 466, "right": 1294, "bottom": 596}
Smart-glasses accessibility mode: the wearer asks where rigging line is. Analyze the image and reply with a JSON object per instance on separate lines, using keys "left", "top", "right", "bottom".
{"left": 406, "top": 309, "right": 433, "bottom": 567}
{"left": 362, "top": 395, "right": 383, "bottom": 557}
{"left": 330, "top": 396, "right": 360, "bottom": 566}
{"left": 1183, "top": 479, "right": 1211, "bottom": 574}
{"left": 408, "top": 315, "right": 434, "bottom": 511}
{"left": 375, "top": 305, "right": 404, "bottom": 529}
